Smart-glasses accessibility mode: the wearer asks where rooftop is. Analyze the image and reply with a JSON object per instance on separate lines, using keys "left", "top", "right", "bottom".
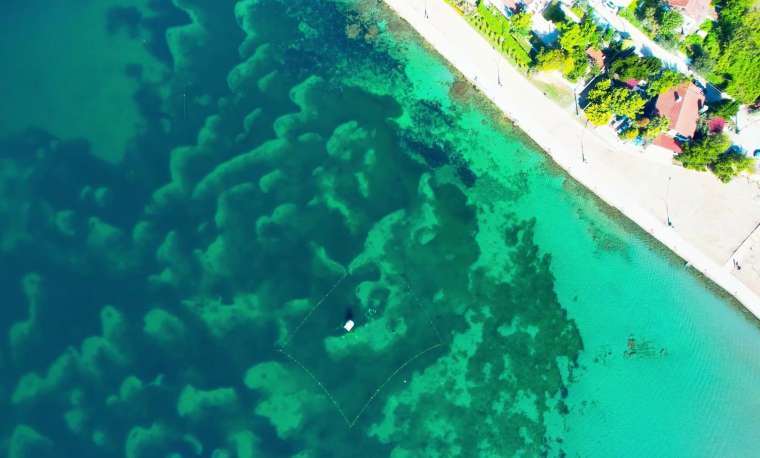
{"left": 655, "top": 82, "right": 705, "bottom": 139}
{"left": 666, "top": 0, "right": 717, "bottom": 23}
{"left": 653, "top": 133, "right": 683, "bottom": 154}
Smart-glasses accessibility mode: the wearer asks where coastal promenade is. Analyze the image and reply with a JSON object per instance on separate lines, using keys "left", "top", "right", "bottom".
{"left": 382, "top": 0, "right": 760, "bottom": 318}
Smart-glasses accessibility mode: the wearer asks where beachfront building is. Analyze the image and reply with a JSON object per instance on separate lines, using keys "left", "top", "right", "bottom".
{"left": 484, "top": 0, "right": 520, "bottom": 15}
{"left": 458, "top": 0, "right": 480, "bottom": 12}
{"left": 523, "top": 0, "right": 551, "bottom": 14}
{"left": 653, "top": 82, "right": 706, "bottom": 153}
{"left": 484, "top": 0, "right": 550, "bottom": 16}
{"left": 665, "top": 0, "right": 717, "bottom": 34}
{"left": 607, "top": 0, "right": 635, "bottom": 7}
{"left": 532, "top": 13, "right": 560, "bottom": 44}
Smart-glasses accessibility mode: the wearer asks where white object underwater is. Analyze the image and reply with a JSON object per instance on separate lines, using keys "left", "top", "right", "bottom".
{"left": 343, "top": 319, "right": 355, "bottom": 332}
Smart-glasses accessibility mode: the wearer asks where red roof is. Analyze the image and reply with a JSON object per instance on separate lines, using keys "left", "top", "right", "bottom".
{"left": 653, "top": 134, "right": 683, "bottom": 154}
{"left": 655, "top": 82, "right": 705, "bottom": 139}
{"left": 667, "top": 0, "right": 717, "bottom": 23}
{"left": 625, "top": 79, "right": 640, "bottom": 89}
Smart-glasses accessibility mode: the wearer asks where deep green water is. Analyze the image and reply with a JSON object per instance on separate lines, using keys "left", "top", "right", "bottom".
{"left": 1, "top": 1, "right": 760, "bottom": 457}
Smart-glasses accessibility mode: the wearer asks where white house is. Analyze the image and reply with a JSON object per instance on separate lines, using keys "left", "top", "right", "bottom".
{"left": 484, "top": 0, "right": 551, "bottom": 16}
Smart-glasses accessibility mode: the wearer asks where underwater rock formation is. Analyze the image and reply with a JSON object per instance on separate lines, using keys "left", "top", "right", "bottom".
{"left": 0, "top": 1, "right": 581, "bottom": 457}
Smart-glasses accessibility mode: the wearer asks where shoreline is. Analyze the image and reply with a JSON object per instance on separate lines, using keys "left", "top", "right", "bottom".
{"left": 382, "top": 0, "right": 760, "bottom": 319}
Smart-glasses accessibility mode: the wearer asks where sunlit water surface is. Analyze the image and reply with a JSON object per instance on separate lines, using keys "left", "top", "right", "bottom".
{"left": 1, "top": 1, "right": 759, "bottom": 457}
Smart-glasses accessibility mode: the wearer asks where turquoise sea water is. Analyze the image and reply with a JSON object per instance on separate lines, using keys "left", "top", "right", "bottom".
{"left": 1, "top": 1, "right": 759, "bottom": 457}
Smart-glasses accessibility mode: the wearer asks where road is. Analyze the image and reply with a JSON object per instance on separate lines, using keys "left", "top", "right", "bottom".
{"left": 587, "top": 0, "right": 689, "bottom": 73}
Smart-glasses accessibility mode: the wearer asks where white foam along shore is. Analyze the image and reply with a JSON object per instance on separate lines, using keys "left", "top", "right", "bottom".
{"left": 382, "top": 0, "right": 760, "bottom": 319}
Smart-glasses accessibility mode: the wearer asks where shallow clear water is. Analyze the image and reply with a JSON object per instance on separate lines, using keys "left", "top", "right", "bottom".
{"left": 1, "top": 1, "right": 759, "bottom": 457}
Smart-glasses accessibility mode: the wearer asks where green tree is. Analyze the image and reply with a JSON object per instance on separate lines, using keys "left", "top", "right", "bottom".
{"left": 472, "top": 3, "right": 533, "bottom": 68}
{"left": 565, "top": 50, "right": 590, "bottom": 81}
{"left": 715, "top": 0, "right": 754, "bottom": 35}
{"left": 621, "top": 127, "right": 640, "bottom": 140}
{"left": 714, "top": 11, "right": 760, "bottom": 104}
{"left": 701, "top": 31, "right": 721, "bottom": 59}
{"left": 710, "top": 99, "right": 740, "bottom": 119}
{"left": 643, "top": 6, "right": 660, "bottom": 34}
{"left": 511, "top": 12, "right": 533, "bottom": 36}
{"left": 584, "top": 79, "right": 647, "bottom": 125}
{"left": 545, "top": 17, "right": 606, "bottom": 82}
{"left": 536, "top": 48, "right": 573, "bottom": 73}
{"left": 586, "top": 79, "right": 613, "bottom": 101}
{"left": 646, "top": 69, "right": 686, "bottom": 96}
{"left": 677, "top": 133, "right": 731, "bottom": 170}
{"left": 713, "top": 151, "right": 754, "bottom": 182}
{"left": 690, "top": 46, "right": 716, "bottom": 74}
{"left": 584, "top": 79, "right": 615, "bottom": 125}
{"left": 639, "top": 115, "right": 670, "bottom": 139}
{"left": 585, "top": 102, "right": 614, "bottom": 125}
{"left": 689, "top": 1, "right": 760, "bottom": 103}
{"left": 477, "top": 2, "right": 512, "bottom": 35}
{"left": 659, "top": 9, "right": 683, "bottom": 37}
{"left": 558, "top": 19, "right": 601, "bottom": 54}
{"left": 544, "top": 2, "right": 567, "bottom": 22}
{"left": 611, "top": 87, "right": 647, "bottom": 119}
{"left": 610, "top": 55, "right": 662, "bottom": 81}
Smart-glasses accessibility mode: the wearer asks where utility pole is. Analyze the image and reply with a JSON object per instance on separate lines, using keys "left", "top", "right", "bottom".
{"left": 665, "top": 176, "right": 673, "bottom": 227}
{"left": 496, "top": 53, "right": 502, "bottom": 86}
{"left": 581, "top": 120, "right": 588, "bottom": 163}
{"left": 574, "top": 87, "right": 579, "bottom": 116}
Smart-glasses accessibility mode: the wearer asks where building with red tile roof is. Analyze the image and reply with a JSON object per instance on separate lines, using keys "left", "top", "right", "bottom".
{"left": 655, "top": 82, "right": 705, "bottom": 140}
{"left": 667, "top": 0, "right": 717, "bottom": 33}
{"left": 653, "top": 133, "right": 683, "bottom": 154}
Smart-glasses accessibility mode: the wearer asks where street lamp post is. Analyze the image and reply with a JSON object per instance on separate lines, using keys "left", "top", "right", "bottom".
{"left": 574, "top": 87, "right": 579, "bottom": 117}
{"left": 666, "top": 176, "right": 673, "bottom": 227}
{"left": 580, "top": 120, "right": 588, "bottom": 163}
{"left": 496, "top": 53, "right": 502, "bottom": 86}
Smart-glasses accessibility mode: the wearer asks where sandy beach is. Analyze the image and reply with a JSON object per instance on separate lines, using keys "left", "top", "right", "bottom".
{"left": 383, "top": 0, "right": 760, "bottom": 318}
